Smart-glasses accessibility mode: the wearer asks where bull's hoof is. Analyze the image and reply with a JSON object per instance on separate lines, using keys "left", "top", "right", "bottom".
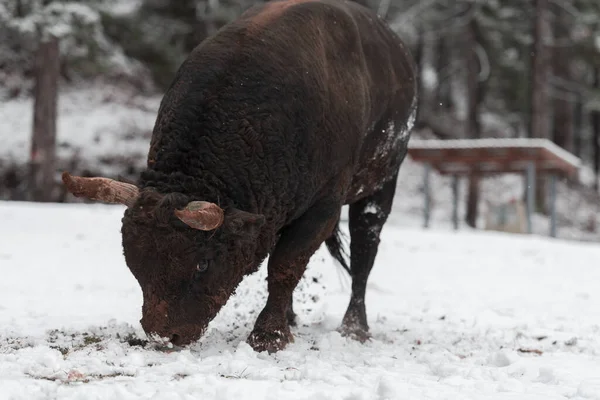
{"left": 247, "top": 328, "right": 293, "bottom": 353}
{"left": 338, "top": 322, "right": 371, "bottom": 343}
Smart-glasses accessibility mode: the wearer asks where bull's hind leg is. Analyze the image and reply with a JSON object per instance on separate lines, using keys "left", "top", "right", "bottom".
{"left": 286, "top": 294, "right": 297, "bottom": 327}
{"left": 247, "top": 197, "right": 341, "bottom": 353}
{"left": 340, "top": 172, "right": 399, "bottom": 341}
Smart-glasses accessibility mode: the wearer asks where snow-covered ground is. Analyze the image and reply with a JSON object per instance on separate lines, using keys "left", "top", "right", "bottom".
{"left": 1, "top": 200, "right": 600, "bottom": 399}
{"left": 0, "top": 87, "right": 160, "bottom": 176}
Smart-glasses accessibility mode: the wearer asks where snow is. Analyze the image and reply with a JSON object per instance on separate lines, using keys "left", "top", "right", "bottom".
{"left": 421, "top": 64, "right": 438, "bottom": 90}
{"left": 99, "top": 0, "right": 143, "bottom": 16}
{"left": 363, "top": 202, "right": 381, "bottom": 215}
{"left": 0, "top": 88, "right": 160, "bottom": 174}
{"left": 1, "top": 200, "right": 600, "bottom": 399}
{"left": 396, "top": 95, "right": 417, "bottom": 141}
{"left": 408, "top": 138, "right": 582, "bottom": 170}
{"left": 405, "top": 96, "right": 417, "bottom": 134}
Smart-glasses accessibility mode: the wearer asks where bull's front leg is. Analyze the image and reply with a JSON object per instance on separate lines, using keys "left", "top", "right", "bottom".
{"left": 247, "top": 198, "right": 341, "bottom": 353}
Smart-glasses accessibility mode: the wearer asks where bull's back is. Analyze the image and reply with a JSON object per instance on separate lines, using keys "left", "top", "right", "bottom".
{"left": 238, "top": 0, "right": 417, "bottom": 199}
{"left": 147, "top": 0, "right": 416, "bottom": 218}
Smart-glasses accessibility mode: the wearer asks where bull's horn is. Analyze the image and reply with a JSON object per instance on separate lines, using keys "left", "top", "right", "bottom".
{"left": 62, "top": 172, "right": 140, "bottom": 208}
{"left": 174, "top": 201, "right": 224, "bottom": 231}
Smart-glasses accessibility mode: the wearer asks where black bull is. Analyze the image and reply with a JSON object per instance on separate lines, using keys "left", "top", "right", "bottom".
{"left": 62, "top": 0, "right": 417, "bottom": 353}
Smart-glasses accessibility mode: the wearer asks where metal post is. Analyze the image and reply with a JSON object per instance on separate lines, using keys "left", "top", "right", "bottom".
{"left": 526, "top": 162, "right": 536, "bottom": 234}
{"left": 423, "top": 163, "right": 431, "bottom": 229}
{"left": 451, "top": 175, "right": 459, "bottom": 230}
{"left": 549, "top": 174, "right": 557, "bottom": 237}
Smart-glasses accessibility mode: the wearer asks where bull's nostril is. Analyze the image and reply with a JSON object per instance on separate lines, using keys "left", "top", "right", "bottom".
{"left": 171, "top": 333, "right": 181, "bottom": 345}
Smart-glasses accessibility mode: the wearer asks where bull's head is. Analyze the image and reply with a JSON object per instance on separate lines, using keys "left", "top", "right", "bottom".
{"left": 62, "top": 172, "right": 265, "bottom": 346}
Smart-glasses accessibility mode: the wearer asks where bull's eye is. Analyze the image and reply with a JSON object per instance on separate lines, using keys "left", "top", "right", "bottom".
{"left": 193, "top": 261, "right": 210, "bottom": 279}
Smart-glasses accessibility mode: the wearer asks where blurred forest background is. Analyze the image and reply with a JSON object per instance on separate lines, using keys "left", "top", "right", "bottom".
{"left": 2, "top": 0, "right": 600, "bottom": 238}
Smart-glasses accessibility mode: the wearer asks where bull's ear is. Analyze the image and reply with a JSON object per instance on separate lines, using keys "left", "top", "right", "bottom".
{"left": 224, "top": 208, "right": 266, "bottom": 240}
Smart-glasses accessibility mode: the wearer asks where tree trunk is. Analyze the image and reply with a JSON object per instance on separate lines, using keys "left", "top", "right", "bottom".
{"left": 413, "top": 23, "right": 423, "bottom": 71}
{"left": 146, "top": 0, "right": 207, "bottom": 52}
{"left": 418, "top": 30, "right": 437, "bottom": 118}
{"left": 551, "top": 4, "right": 573, "bottom": 152}
{"left": 30, "top": 36, "right": 59, "bottom": 202}
{"left": 465, "top": 17, "right": 482, "bottom": 228}
{"left": 170, "top": 0, "right": 204, "bottom": 52}
{"left": 413, "top": 24, "right": 428, "bottom": 128}
{"left": 530, "top": 0, "right": 552, "bottom": 213}
{"left": 593, "top": 68, "right": 600, "bottom": 192}
{"left": 531, "top": 0, "right": 552, "bottom": 140}
{"left": 574, "top": 93, "right": 583, "bottom": 158}
{"left": 16, "top": 0, "right": 25, "bottom": 17}
{"left": 436, "top": 35, "right": 453, "bottom": 112}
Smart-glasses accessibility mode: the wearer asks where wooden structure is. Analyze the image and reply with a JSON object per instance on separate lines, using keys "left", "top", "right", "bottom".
{"left": 407, "top": 138, "right": 581, "bottom": 237}
{"left": 30, "top": 35, "right": 60, "bottom": 202}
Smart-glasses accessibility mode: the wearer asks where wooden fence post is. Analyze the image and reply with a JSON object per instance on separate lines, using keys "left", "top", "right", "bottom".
{"left": 451, "top": 175, "right": 460, "bottom": 230}
{"left": 423, "top": 163, "right": 431, "bottom": 228}
{"left": 30, "top": 35, "right": 60, "bottom": 202}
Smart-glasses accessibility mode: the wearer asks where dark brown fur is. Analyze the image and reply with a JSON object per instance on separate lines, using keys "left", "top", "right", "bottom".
{"left": 109, "top": 0, "right": 416, "bottom": 352}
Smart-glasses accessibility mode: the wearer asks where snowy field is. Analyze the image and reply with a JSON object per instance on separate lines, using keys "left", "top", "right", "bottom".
{"left": 0, "top": 88, "right": 160, "bottom": 176}
{"left": 1, "top": 201, "right": 600, "bottom": 399}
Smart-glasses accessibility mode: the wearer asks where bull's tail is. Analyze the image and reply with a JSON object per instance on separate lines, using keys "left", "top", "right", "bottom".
{"left": 325, "top": 221, "right": 351, "bottom": 275}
